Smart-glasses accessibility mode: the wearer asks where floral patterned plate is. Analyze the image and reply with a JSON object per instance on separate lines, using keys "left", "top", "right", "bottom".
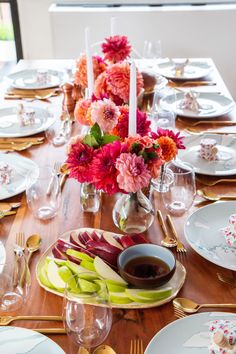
{"left": 145, "top": 312, "right": 236, "bottom": 354}
{"left": 184, "top": 201, "right": 236, "bottom": 271}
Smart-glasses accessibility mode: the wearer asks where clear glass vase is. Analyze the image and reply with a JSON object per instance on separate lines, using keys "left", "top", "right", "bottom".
{"left": 80, "top": 183, "right": 101, "bottom": 213}
{"left": 112, "top": 190, "right": 154, "bottom": 234}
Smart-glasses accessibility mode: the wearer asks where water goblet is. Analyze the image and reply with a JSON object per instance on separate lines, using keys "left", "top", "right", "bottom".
{"left": 0, "top": 249, "right": 30, "bottom": 312}
{"left": 161, "top": 161, "right": 196, "bottom": 216}
{"left": 26, "top": 166, "right": 61, "bottom": 220}
{"left": 63, "top": 274, "right": 112, "bottom": 353}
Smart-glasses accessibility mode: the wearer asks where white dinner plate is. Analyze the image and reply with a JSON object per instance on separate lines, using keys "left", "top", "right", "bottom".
{"left": 145, "top": 312, "right": 236, "bottom": 354}
{"left": 0, "top": 153, "right": 38, "bottom": 200}
{"left": 157, "top": 60, "right": 211, "bottom": 80}
{"left": 184, "top": 201, "right": 236, "bottom": 271}
{"left": 161, "top": 92, "right": 235, "bottom": 118}
{"left": 177, "top": 134, "right": 236, "bottom": 176}
{"left": 8, "top": 69, "right": 64, "bottom": 90}
{"left": 0, "top": 327, "right": 65, "bottom": 354}
{"left": 0, "top": 106, "right": 55, "bottom": 138}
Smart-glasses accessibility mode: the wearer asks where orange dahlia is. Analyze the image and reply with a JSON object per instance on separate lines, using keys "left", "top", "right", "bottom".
{"left": 157, "top": 136, "right": 177, "bottom": 162}
{"left": 74, "top": 98, "right": 93, "bottom": 126}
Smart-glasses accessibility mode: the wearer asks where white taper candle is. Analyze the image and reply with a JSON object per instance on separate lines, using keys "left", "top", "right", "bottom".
{"left": 85, "top": 27, "right": 94, "bottom": 98}
{"left": 128, "top": 60, "right": 137, "bottom": 136}
{"left": 110, "top": 17, "right": 117, "bottom": 36}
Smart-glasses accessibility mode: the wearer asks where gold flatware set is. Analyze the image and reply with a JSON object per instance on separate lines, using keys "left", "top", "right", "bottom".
{"left": 157, "top": 210, "right": 186, "bottom": 252}
{"left": 173, "top": 297, "right": 236, "bottom": 318}
{"left": 169, "top": 80, "right": 216, "bottom": 87}
{"left": 0, "top": 137, "right": 45, "bottom": 151}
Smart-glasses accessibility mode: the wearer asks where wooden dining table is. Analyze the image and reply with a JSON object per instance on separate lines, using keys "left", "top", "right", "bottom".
{"left": 1, "top": 58, "right": 236, "bottom": 354}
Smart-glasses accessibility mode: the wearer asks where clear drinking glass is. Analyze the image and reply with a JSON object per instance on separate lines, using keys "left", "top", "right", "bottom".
{"left": 80, "top": 183, "right": 101, "bottom": 213}
{"left": 26, "top": 166, "right": 61, "bottom": 220}
{"left": 63, "top": 274, "right": 112, "bottom": 352}
{"left": 161, "top": 161, "right": 196, "bottom": 216}
{"left": 45, "top": 107, "right": 72, "bottom": 147}
{"left": 0, "top": 250, "right": 31, "bottom": 312}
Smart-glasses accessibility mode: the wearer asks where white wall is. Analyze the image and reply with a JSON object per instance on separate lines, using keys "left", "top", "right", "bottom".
{"left": 17, "top": 1, "right": 236, "bottom": 98}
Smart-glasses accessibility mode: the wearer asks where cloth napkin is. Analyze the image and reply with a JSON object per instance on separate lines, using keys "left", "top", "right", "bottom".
{"left": 4, "top": 87, "right": 61, "bottom": 99}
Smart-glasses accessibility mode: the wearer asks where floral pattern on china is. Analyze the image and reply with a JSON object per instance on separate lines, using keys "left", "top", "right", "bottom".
{"left": 0, "top": 162, "right": 12, "bottom": 185}
{"left": 222, "top": 214, "right": 236, "bottom": 248}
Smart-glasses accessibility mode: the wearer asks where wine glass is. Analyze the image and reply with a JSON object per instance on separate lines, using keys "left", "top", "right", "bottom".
{"left": 45, "top": 106, "right": 72, "bottom": 147}
{"left": 143, "top": 40, "right": 162, "bottom": 68}
{"left": 161, "top": 161, "right": 196, "bottom": 216}
{"left": 63, "top": 274, "right": 112, "bottom": 352}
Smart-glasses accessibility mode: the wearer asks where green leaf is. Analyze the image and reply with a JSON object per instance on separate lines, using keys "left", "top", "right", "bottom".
{"left": 90, "top": 123, "right": 102, "bottom": 144}
{"left": 101, "top": 134, "right": 120, "bottom": 145}
{"left": 83, "top": 134, "right": 99, "bottom": 148}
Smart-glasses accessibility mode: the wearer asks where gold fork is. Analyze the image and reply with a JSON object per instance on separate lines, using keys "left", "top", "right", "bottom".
{"left": 0, "top": 315, "right": 63, "bottom": 326}
{"left": 166, "top": 215, "right": 187, "bottom": 253}
{"left": 0, "top": 142, "right": 33, "bottom": 152}
{"left": 130, "top": 339, "right": 144, "bottom": 354}
{"left": 173, "top": 305, "right": 187, "bottom": 319}
{"left": 0, "top": 211, "right": 17, "bottom": 219}
{"left": 15, "top": 232, "right": 25, "bottom": 252}
{"left": 157, "top": 210, "right": 177, "bottom": 248}
{"left": 217, "top": 273, "right": 236, "bottom": 287}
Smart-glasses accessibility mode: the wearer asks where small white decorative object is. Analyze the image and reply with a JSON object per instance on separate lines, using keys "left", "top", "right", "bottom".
{"left": 180, "top": 90, "right": 201, "bottom": 112}
{"left": 16, "top": 104, "right": 36, "bottom": 126}
{"left": 0, "top": 161, "right": 12, "bottom": 185}
{"left": 36, "top": 69, "right": 50, "bottom": 84}
{"left": 209, "top": 320, "right": 236, "bottom": 353}
{"left": 199, "top": 138, "right": 218, "bottom": 161}
{"left": 172, "top": 58, "right": 189, "bottom": 76}
{"left": 222, "top": 214, "right": 236, "bottom": 248}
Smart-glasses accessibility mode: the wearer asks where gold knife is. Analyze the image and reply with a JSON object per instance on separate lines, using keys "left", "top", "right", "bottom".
{"left": 33, "top": 328, "right": 66, "bottom": 334}
{"left": 0, "top": 211, "right": 17, "bottom": 219}
{"left": 0, "top": 137, "right": 44, "bottom": 143}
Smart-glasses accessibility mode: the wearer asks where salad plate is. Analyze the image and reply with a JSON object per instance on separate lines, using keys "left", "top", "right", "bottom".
{"left": 0, "top": 106, "right": 55, "bottom": 138}
{"left": 0, "top": 153, "right": 38, "bottom": 200}
{"left": 184, "top": 201, "right": 236, "bottom": 271}
{"left": 161, "top": 92, "right": 235, "bottom": 118}
{"left": 36, "top": 228, "right": 186, "bottom": 309}
{"left": 0, "top": 327, "right": 65, "bottom": 353}
{"left": 177, "top": 134, "right": 236, "bottom": 176}
{"left": 7, "top": 69, "right": 64, "bottom": 90}
{"left": 157, "top": 60, "right": 211, "bottom": 80}
{"left": 145, "top": 312, "right": 236, "bottom": 354}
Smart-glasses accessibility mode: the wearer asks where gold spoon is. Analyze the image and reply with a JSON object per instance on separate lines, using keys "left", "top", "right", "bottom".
{"left": 173, "top": 297, "right": 236, "bottom": 314}
{"left": 93, "top": 345, "right": 116, "bottom": 354}
{"left": 197, "top": 189, "right": 236, "bottom": 201}
{"left": 0, "top": 202, "right": 21, "bottom": 212}
{"left": 26, "top": 234, "right": 42, "bottom": 263}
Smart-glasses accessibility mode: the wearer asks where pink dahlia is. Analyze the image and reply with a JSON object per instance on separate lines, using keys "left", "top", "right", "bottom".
{"left": 106, "top": 62, "right": 143, "bottom": 103}
{"left": 66, "top": 142, "right": 94, "bottom": 183}
{"left": 74, "top": 54, "right": 107, "bottom": 89}
{"left": 91, "top": 98, "right": 120, "bottom": 133}
{"left": 116, "top": 153, "right": 151, "bottom": 193}
{"left": 102, "top": 35, "right": 132, "bottom": 63}
{"left": 92, "top": 141, "right": 128, "bottom": 194}
{"left": 152, "top": 128, "right": 185, "bottom": 150}
{"left": 112, "top": 106, "right": 151, "bottom": 139}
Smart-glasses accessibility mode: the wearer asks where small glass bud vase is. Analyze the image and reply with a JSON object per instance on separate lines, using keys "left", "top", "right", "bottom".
{"left": 80, "top": 183, "right": 101, "bottom": 213}
{"left": 112, "top": 190, "right": 154, "bottom": 234}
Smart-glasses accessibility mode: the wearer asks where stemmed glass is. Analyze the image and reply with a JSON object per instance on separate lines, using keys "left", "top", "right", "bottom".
{"left": 143, "top": 40, "right": 162, "bottom": 68}
{"left": 63, "top": 274, "right": 112, "bottom": 352}
{"left": 161, "top": 161, "right": 196, "bottom": 216}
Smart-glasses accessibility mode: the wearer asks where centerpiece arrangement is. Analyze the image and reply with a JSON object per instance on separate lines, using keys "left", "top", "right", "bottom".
{"left": 66, "top": 31, "right": 185, "bottom": 232}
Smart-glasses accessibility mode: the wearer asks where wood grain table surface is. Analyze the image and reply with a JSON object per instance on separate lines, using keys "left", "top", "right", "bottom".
{"left": 0, "top": 59, "right": 236, "bottom": 354}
